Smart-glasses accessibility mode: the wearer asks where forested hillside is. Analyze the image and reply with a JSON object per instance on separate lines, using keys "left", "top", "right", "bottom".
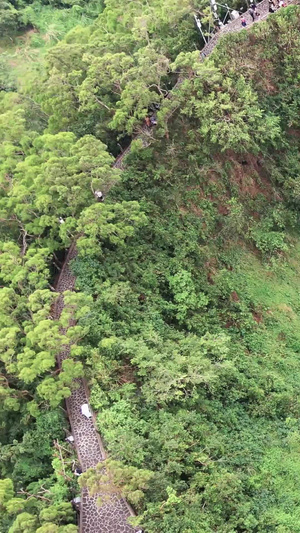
{"left": 1, "top": 0, "right": 300, "bottom": 531}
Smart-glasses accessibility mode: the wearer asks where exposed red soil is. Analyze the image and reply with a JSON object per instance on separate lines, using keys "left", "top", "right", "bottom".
{"left": 230, "top": 291, "right": 240, "bottom": 302}
{"left": 252, "top": 311, "right": 263, "bottom": 323}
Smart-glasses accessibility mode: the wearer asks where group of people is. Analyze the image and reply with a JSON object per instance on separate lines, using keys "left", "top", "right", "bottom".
{"left": 145, "top": 102, "right": 160, "bottom": 128}
{"left": 145, "top": 115, "right": 157, "bottom": 127}
{"left": 269, "top": 0, "right": 287, "bottom": 12}
{"left": 241, "top": 0, "right": 286, "bottom": 27}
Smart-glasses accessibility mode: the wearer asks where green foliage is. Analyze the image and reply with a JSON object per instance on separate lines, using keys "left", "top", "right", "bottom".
{"left": 167, "top": 53, "right": 281, "bottom": 153}
{"left": 5, "top": 132, "right": 119, "bottom": 249}
{"left": 168, "top": 269, "right": 208, "bottom": 324}
{"left": 39, "top": 502, "right": 75, "bottom": 524}
{"left": 8, "top": 512, "right": 37, "bottom": 533}
{"left": 0, "top": 284, "right": 90, "bottom": 408}
{"left": 80, "top": 459, "right": 154, "bottom": 508}
{"left": 38, "top": 0, "right": 208, "bottom": 138}
{"left": 2, "top": 3, "right": 300, "bottom": 532}
{"left": 0, "top": 243, "right": 50, "bottom": 290}
{"left": 0, "top": 478, "right": 14, "bottom": 508}
{"left": 76, "top": 201, "right": 148, "bottom": 256}
{"left": 6, "top": 501, "right": 77, "bottom": 533}
{"left": 0, "top": 1, "right": 19, "bottom": 35}
{"left": 248, "top": 207, "right": 295, "bottom": 257}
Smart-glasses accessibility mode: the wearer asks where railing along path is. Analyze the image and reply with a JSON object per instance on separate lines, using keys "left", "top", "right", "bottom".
{"left": 54, "top": 2, "right": 299, "bottom": 532}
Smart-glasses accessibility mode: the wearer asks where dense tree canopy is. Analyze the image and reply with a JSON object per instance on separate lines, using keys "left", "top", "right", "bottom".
{"left": 2, "top": 1, "right": 300, "bottom": 532}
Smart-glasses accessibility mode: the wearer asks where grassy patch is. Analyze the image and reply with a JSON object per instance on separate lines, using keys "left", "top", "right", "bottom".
{"left": 0, "top": 2, "right": 102, "bottom": 89}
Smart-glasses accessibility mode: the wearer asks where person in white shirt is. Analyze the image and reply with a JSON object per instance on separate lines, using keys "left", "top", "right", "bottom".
{"left": 94, "top": 190, "right": 104, "bottom": 202}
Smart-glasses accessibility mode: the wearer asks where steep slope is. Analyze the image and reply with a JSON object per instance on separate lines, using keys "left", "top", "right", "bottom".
{"left": 2, "top": 2, "right": 300, "bottom": 533}
{"left": 53, "top": 4, "right": 300, "bottom": 532}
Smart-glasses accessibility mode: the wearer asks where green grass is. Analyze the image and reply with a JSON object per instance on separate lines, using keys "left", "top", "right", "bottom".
{"left": 210, "top": 239, "right": 300, "bottom": 386}
{"left": 239, "top": 245, "right": 300, "bottom": 310}
{"left": 0, "top": 1, "right": 102, "bottom": 90}
{"left": 228, "top": 241, "right": 300, "bottom": 334}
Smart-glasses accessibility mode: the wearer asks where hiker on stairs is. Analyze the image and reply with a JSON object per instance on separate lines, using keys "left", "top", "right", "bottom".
{"left": 94, "top": 190, "right": 104, "bottom": 202}
{"left": 249, "top": 6, "right": 255, "bottom": 21}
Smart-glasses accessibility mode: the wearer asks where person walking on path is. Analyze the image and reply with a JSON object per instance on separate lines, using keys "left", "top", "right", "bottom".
{"left": 94, "top": 190, "right": 104, "bottom": 202}
{"left": 248, "top": 6, "right": 255, "bottom": 21}
{"left": 251, "top": 2, "right": 260, "bottom": 17}
{"left": 241, "top": 15, "right": 247, "bottom": 27}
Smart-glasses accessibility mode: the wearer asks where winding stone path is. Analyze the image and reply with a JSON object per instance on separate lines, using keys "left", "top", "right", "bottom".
{"left": 53, "top": 244, "right": 136, "bottom": 533}
{"left": 54, "top": 2, "right": 299, "bottom": 531}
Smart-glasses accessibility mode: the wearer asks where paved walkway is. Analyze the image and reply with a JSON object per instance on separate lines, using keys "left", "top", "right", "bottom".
{"left": 53, "top": 244, "right": 136, "bottom": 533}
{"left": 54, "top": 1, "right": 299, "bottom": 531}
